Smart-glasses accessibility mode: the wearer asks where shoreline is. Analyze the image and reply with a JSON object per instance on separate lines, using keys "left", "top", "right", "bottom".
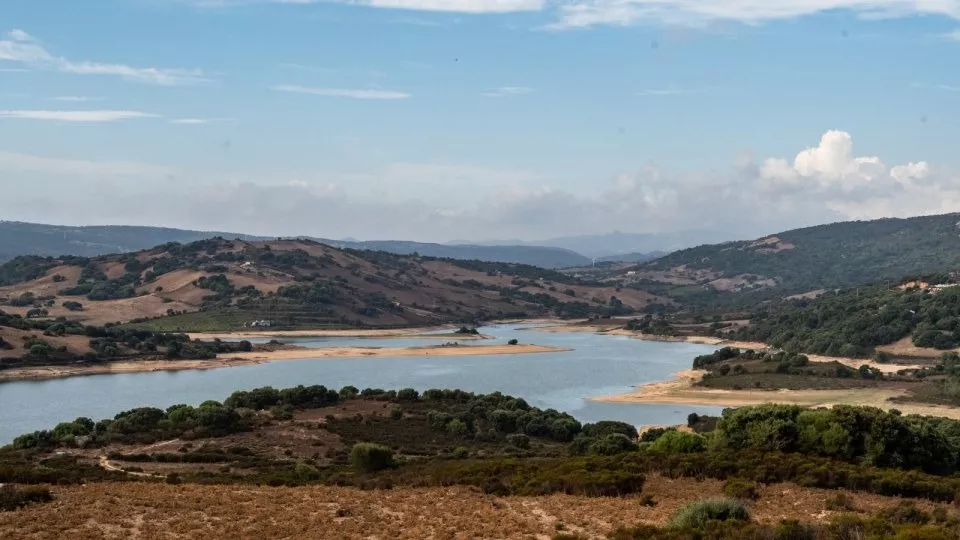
{"left": 186, "top": 326, "right": 458, "bottom": 340}
{"left": 591, "top": 369, "right": 960, "bottom": 420}
{"left": 0, "top": 343, "right": 570, "bottom": 383}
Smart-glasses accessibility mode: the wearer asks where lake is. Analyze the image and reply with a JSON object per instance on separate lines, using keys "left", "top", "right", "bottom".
{"left": 0, "top": 324, "right": 724, "bottom": 444}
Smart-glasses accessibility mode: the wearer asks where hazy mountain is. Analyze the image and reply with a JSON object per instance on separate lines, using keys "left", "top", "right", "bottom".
{"left": 0, "top": 222, "right": 589, "bottom": 269}
{"left": 465, "top": 230, "right": 747, "bottom": 259}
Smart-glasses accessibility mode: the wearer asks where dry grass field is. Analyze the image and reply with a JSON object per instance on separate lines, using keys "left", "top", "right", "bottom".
{"left": 1, "top": 475, "right": 948, "bottom": 540}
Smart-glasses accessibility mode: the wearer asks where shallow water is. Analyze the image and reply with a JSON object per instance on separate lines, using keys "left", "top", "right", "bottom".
{"left": 0, "top": 324, "right": 724, "bottom": 443}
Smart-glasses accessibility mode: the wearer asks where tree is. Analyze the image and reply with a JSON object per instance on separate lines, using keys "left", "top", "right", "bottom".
{"left": 508, "top": 339, "right": 519, "bottom": 346}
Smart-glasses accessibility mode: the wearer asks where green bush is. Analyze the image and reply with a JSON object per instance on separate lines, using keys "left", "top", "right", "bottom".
{"left": 589, "top": 434, "right": 638, "bottom": 456}
{"left": 508, "top": 339, "right": 519, "bottom": 345}
{"left": 452, "top": 447, "right": 469, "bottom": 459}
{"left": 507, "top": 433, "right": 531, "bottom": 449}
{"left": 669, "top": 498, "right": 750, "bottom": 529}
{"left": 722, "top": 478, "right": 759, "bottom": 500}
{"left": 649, "top": 430, "right": 706, "bottom": 454}
{"left": 350, "top": 443, "right": 395, "bottom": 472}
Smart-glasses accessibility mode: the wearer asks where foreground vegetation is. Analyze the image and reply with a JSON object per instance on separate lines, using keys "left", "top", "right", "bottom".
{"left": 8, "top": 384, "right": 960, "bottom": 536}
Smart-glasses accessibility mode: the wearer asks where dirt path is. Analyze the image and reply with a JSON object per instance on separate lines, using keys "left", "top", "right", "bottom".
{"left": 98, "top": 455, "right": 162, "bottom": 479}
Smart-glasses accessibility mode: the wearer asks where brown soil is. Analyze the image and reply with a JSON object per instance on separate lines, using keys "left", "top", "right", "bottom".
{"left": 0, "top": 476, "right": 949, "bottom": 539}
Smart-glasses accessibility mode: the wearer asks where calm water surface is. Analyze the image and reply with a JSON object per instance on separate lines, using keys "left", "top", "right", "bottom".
{"left": 0, "top": 325, "right": 724, "bottom": 444}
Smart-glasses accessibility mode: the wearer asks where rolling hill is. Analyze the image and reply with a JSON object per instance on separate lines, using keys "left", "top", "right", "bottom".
{"left": 0, "top": 238, "right": 658, "bottom": 332}
{"left": 312, "top": 239, "right": 590, "bottom": 268}
{"left": 0, "top": 222, "right": 590, "bottom": 269}
{"left": 614, "top": 213, "right": 960, "bottom": 304}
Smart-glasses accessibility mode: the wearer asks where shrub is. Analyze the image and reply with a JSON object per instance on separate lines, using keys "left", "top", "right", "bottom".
{"left": 583, "top": 421, "right": 638, "bottom": 440}
{"left": 388, "top": 406, "right": 403, "bottom": 420}
{"left": 825, "top": 492, "right": 857, "bottom": 512}
{"left": 589, "top": 434, "right": 638, "bottom": 456}
{"left": 0, "top": 485, "right": 54, "bottom": 511}
{"left": 649, "top": 431, "right": 706, "bottom": 454}
{"left": 722, "top": 478, "right": 759, "bottom": 500}
{"left": 350, "top": 443, "right": 395, "bottom": 472}
{"left": 506, "top": 433, "right": 531, "bottom": 449}
{"left": 670, "top": 498, "right": 750, "bottom": 529}
{"left": 508, "top": 339, "right": 519, "bottom": 345}
{"left": 452, "top": 447, "right": 469, "bottom": 459}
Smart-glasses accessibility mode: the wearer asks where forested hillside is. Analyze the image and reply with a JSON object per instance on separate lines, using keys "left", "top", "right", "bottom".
{"left": 732, "top": 276, "right": 960, "bottom": 357}
{"left": 632, "top": 213, "right": 960, "bottom": 301}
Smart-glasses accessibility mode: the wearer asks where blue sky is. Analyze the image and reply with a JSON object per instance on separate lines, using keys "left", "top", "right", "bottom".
{"left": 1, "top": 0, "right": 959, "bottom": 242}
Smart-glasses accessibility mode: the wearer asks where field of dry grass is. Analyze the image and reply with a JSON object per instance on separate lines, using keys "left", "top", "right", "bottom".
{"left": 1, "top": 475, "right": 948, "bottom": 539}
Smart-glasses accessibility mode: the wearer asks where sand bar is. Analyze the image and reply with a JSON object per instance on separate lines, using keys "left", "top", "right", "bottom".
{"left": 0, "top": 343, "right": 570, "bottom": 382}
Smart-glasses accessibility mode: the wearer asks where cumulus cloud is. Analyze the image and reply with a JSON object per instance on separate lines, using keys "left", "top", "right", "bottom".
{"left": 271, "top": 84, "right": 411, "bottom": 100}
{"left": 0, "top": 29, "right": 209, "bottom": 86}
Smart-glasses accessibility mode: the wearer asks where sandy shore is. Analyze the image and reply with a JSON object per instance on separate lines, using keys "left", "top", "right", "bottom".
{"left": 0, "top": 357, "right": 265, "bottom": 382}
{"left": 0, "top": 343, "right": 570, "bottom": 382}
{"left": 591, "top": 369, "right": 960, "bottom": 419}
{"left": 187, "top": 326, "right": 455, "bottom": 340}
{"left": 224, "top": 343, "right": 569, "bottom": 361}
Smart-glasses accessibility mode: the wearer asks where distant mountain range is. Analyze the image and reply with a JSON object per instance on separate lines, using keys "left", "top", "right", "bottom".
{"left": 464, "top": 230, "right": 745, "bottom": 259}
{"left": 0, "top": 222, "right": 592, "bottom": 269}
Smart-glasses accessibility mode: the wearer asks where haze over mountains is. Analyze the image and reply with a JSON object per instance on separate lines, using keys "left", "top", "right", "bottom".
{"left": 0, "top": 221, "right": 680, "bottom": 269}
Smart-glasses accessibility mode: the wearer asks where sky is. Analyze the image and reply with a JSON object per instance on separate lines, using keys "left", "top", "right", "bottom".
{"left": 1, "top": 0, "right": 959, "bottom": 243}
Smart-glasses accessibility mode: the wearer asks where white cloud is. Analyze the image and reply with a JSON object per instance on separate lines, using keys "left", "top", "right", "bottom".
{"left": 170, "top": 118, "right": 211, "bottom": 124}
{"left": 169, "top": 117, "right": 235, "bottom": 124}
{"left": 358, "top": 0, "right": 544, "bottom": 13}
{"left": 272, "top": 84, "right": 411, "bottom": 100}
{"left": 2, "top": 129, "right": 958, "bottom": 243}
{"left": 946, "top": 29, "right": 960, "bottom": 40}
{"left": 0, "top": 150, "right": 170, "bottom": 176}
{"left": 636, "top": 86, "right": 706, "bottom": 96}
{"left": 185, "top": 0, "right": 544, "bottom": 12}
{"left": 551, "top": 0, "right": 960, "bottom": 29}
{"left": 0, "top": 110, "right": 160, "bottom": 122}
{"left": 0, "top": 29, "right": 208, "bottom": 86}
{"left": 7, "top": 29, "right": 34, "bottom": 42}
{"left": 482, "top": 86, "right": 534, "bottom": 97}
{"left": 52, "top": 96, "right": 99, "bottom": 102}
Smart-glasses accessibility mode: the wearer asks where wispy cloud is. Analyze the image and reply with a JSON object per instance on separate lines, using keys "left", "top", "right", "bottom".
{"left": 0, "top": 29, "right": 209, "bottom": 86}
{"left": 169, "top": 117, "right": 236, "bottom": 124}
{"left": 636, "top": 86, "right": 707, "bottom": 96}
{"left": 946, "top": 29, "right": 960, "bottom": 41}
{"left": 184, "top": 0, "right": 544, "bottom": 13}
{"left": 912, "top": 82, "right": 960, "bottom": 92}
{"left": 550, "top": 1, "right": 960, "bottom": 29}
{"left": 0, "top": 150, "right": 169, "bottom": 176}
{"left": 280, "top": 62, "right": 336, "bottom": 74}
{"left": 272, "top": 84, "right": 411, "bottom": 100}
{"left": 482, "top": 86, "right": 534, "bottom": 97}
{"left": 52, "top": 96, "right": 100, "bottom": 102}
{"left": 0, "top": 110, "right": 160, "bottom": 122}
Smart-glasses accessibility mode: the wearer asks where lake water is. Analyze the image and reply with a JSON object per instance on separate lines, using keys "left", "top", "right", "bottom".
{"left": 0, "top": 324, "right": 725, "bottom": 444}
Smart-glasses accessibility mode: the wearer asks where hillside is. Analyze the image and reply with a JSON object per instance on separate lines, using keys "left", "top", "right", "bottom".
{"left": 314, "top": 238, "right": 589, "bottom": 268}
{"left": 0, "top": 238, "right": 657, "bottom": 332}
{"left": 0, "top": 222, "right": 591, "bottom": 269}
{"left": 614, "top": 213, "right": 960, "bottom": 305}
